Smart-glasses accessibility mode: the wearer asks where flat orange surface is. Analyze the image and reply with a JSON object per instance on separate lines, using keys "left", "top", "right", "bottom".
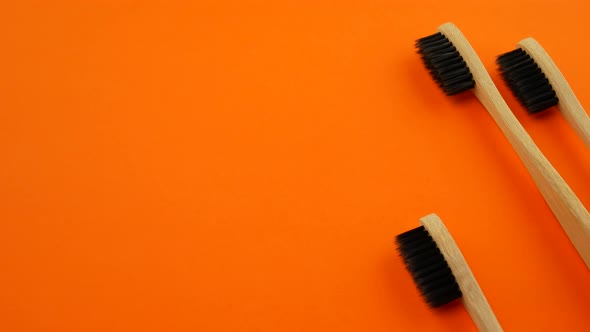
{"left": 1, "top": 1, "right": 590, "bottom": 331}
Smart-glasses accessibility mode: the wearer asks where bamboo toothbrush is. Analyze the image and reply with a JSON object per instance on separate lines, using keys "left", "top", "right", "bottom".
{"left": 497, "top": 38, "right": 590, "bottom": 148}
{"left": 396, "top": 213, "right": 502, "bottom": 332}
{"left": 416, "top": 22, "right": 590, "bottom": 268}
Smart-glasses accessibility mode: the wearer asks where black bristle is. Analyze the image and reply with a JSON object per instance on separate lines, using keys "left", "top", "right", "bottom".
{"left": 497, "top": 48, "right": 559, "bottom": 113}
{"left": 395, "top": 226, "right": 462, "bottom": 308}
{"left": 415, "top": 32, "right": 475, "bottom": 96}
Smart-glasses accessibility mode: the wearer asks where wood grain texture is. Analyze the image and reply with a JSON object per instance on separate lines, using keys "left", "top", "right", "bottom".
{"left": 518, "top": 37, "right": 590, "bottom": 148}
{"left": 420, "top": 214, "right": 502, "bottom": 332}
{"left": 438, "top": 22, "right": 590, "bottom": 269}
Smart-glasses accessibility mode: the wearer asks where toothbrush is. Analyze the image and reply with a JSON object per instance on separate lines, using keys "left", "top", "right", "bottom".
{"left": 497, "top": 38, "right": 590, "bottom": 148}
{"left": 416, "top": 22, "right": 590, "bottom": 268}
{"left": 396, "top": 213, "right": 503, "bottom": 332}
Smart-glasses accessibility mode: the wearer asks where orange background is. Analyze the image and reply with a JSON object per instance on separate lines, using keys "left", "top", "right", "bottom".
{"left": 1, "top": 1, "right": 590, "bottom": 331}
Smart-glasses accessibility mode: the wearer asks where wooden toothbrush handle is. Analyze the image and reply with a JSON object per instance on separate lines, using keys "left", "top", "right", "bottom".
{"left": 421, "top": 214, "right": 503, "bottom": 332}
{"left": 519, "top": 38, "right": 590, "bottom": 149}
{"left": 439, "top": 23, "right": 590, "bottom": 269}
